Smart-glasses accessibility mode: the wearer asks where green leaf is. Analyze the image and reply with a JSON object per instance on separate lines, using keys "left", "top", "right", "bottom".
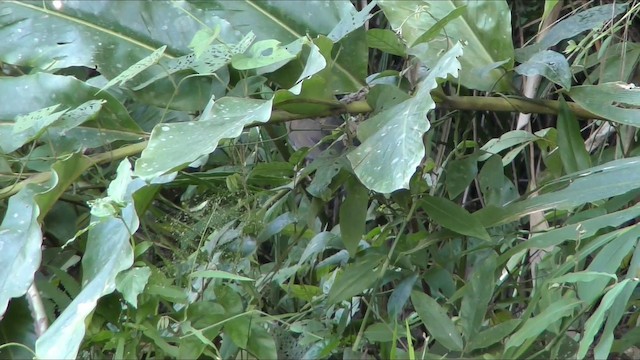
{"left": 478, "top": 155, "right": 518, "bottom": 207}
{"left": 97, "top": 45, "right": 167, "bottom": 93}
{"left": 36, "top": 159, "right": 144, "bottom": 359}
{"left": 339, "top": 178, "right": 369, "bottom": 257}
{"left": 445, "top": 154, "right": 478, "bottom": 199}
{"left": 460, "top": 251, "right": 497, "bottom": 339}
{"left": 232, "top": 39, "right": 298, "bottom": 71}
{"left": 115, "top": 266, "right": 152, "bottom": 308}
{"left": 189, "top": 270, "right": 254, "bottom": 282}
{"left": 515, "top": 50, "right": 572, "bottom": 90}
{"left": 245, "top": 323, "right": 277, "bottom": 360}
{"left": 498, "top": 204, "right": 640, "bottom": 263}
{"left": 421, "top": 196, "right": 490, "bottom": 241}
{"left": 366, "top": 29, "right": 407, "bottom": 57}
{"left": 475, "top": 156, "right": 640, "bottom": 226}
{"left": 328, "top": 1, "right": 376, "bottom": 42}
{"left": 224, "top": 315, "right": 251, "bottom": 349}
{"left": 387, "top": 273, "right": 419, "bottom": 319}
{"left": 327, "top": 256, "right": 381, "bottom": 305}
{"left": 380, "top": 0, "right": 514, "bottom": 92}
{"left": 516, "top": 3, "right": 628, "bottom": 61}
{"left": 0, "top": 297, "right": 37, "bottom": 360}
{"left": 135, "top": 96, "right": 273, "bottom": 180}
{"left": 551, "top": 271, "right": 617, "bottom": 285}
{"left": 206, "top": 1, "right": 366, "bottom": 92}
{"left": 467, "top": 319, "right": 519, "bottom": 351}
{"left": 479, "top": 130, "right": 539, "bottom": 161}
{"left": 577, "top": 279, "right": 637, "bottom": 359}
{"left": 557, "top": 97, "right": 591, "bottom": 174}
{"left": 411, "top": 6, "right": 467, "bottom": 46}
{"left": 364, "top": 322, "right": 394, "bottom": 343}
{"left": 411, "top": 291, "right": 464, "bottom": 351}
{"left": 569, "top": 83, "right": 640, "bottom": 126}
{"left": 578, "top": 228, "right": 637, "bottom": 304}
{"left": 0, "top": 153, "right": 91, "bottom": 316}
{"left": 348, "top": 42, "right": 462, "bottom": 193}
{"left": 505, "top": 298, "right": 580, "bottom": 350}
{"left": 0, "top": 73, "right": 141, "bottom": 154}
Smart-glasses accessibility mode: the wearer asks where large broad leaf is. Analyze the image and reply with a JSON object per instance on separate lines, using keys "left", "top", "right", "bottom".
{"left": 0, "top": 73, "right": 142, "bottom": 154}
{"left": 348, "top": 42, "right": 462, "bottom": 193}
{"left": 0, "top": 153, "right": 91, "bottom": 316}
{"left": 515, "top": 50, "right": 572, "bottom": 90}
{"left": 195, "top": 1, "right": 367, "bottom": 93}
{"left": 569, "top": 82, "right": 640, "bottom": 126}
{"left": 0, "top": 1, "right": 239, "bottom": 110}
{"left": 134, "top": 96, "right": 273, "bottom": 180}
{"left": 36, "top": 159, "right": 145, "bottom": 359}
{"left": 378, "top": 0, "right": 514, "bottom": 92}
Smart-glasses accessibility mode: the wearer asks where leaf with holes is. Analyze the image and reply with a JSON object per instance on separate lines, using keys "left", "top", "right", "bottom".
{"left": 348, "top": 42, "right": 462, "bottom": 193}
{"left": 134, "top": 97, "right": 273, "bottom": 180}
{"left": 569, "top": 82, "right": 640, "bottom": 126}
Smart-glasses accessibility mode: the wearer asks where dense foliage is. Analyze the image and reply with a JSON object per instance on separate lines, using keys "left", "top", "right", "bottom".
{"left": 1, "top": 0, "right": 640, "bottom": 359}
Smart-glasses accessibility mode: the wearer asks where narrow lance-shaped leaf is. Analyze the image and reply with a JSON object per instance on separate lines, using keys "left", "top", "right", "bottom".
{"left": 97, "top": 45, "right": 167, "bottom": 93}
{"left": 569, "top": 82, "right": 640, "bottom": 127}
{"left": 348, "top": 42, "right": 462, "bottom": 193}
{"left": 411, "top": 291, "right": 464, "bottom": 351}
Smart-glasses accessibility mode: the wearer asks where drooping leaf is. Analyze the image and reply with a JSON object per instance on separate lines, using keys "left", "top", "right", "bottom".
{"left": 577, "top": 279, "right": 636, "bottom": 360}
{"left": 557, "top": 97, "right": 591, "bottom": 174}
{"left": 115, "top": 266, "right": 152, "bottom": 308}
{"left": 569, "top": 82, "right": 640, "bottom": 126}
{"left": 36, "top": 159, "right": 145, "bottom": 359}
{"left": 97, "top": 45, "right": 167, "bottom": 93}
{"left": 460, "top": 251, "right": 497, "bottom": 339}
{"left": 0, "top": 73, "right": 141, "bottom": 154}
{"left": 411, "top": 6, "right": 467, "bottom": 46}
{"left": 420, "top": 196, "right": 490, "bottom": 241}
{"left": 387, "top": 273, "right": 418, "bottom": 319}
{"left": 0, "top": 297, "right": 37, "bottom": 360}
{"left": 134, "top": 96, "right": 273, "bottom": 180}
{"left": 0, "top": 153, "right": 91, "bottom": 317}
{"left": 515, "top": 50, "right": 572, "bottom": 90}
{"left": 379, "top": 0, "right": 514, "bottom": 92}
{"left": 475, "top": 156, "right": 640, "bottom": 226}
{"left": 348, "top": 42, "right": 462, "bottom": 193}
{"left": 411, "top": 291, "right": 464, "bottom": 351}
{"left": 339, "top": 177, "right": 369, "bottom": 257}
{"left": 505, "top": 298, "right": 581, "bottom": 350}
{"left": 516, "top": 3, "right": 628, "bottom": 61}
{"left": 445, "top": 154, "right": 478, "bottom": 199}
{"left": 327, "top": 256, "right": 381, "bottom": 305}
{"left": 189, "top": 270, "right": 254, "bottom": 282}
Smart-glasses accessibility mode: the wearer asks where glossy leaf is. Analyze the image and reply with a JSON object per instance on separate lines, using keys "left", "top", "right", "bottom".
{"left": 0, "top": 73, "right": 141, "bottom": 154}
{"left": 135, "top": 97, "right": 273, "bottom": 180}
{"left": 379, "top": 0, "right": 514, "bottom": 92}
{"left": 411, "top": 291, "right": 464, "bottom": 351}
{"left": 515, "top": 50, "right": 572, "bottom": 90}
{"left": 420, "top": 196, "right": 490, "bottom": 241}
{"left": 203, "top": 0, "right": 366, "bottom": 93}
{"left": 569, "top": 82, "right": 640, "bottom": 126}
{"left": 35, "top": 160, "right": 144, "bottom": 359}
{"left": 0, "top": 153, "right": 91, "bottom": 316}
{"left": 348, "top": 42, "right": 462, "bottom": 193}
